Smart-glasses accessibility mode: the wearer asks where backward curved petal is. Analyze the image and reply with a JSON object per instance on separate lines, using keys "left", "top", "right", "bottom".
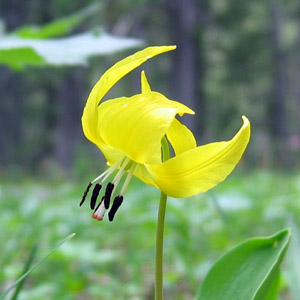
{"left": 82, "top": 46, "right": 176, "bottom": 145}
{"left": 146, "top": 116, "right": 251, "bottom": 198}
{"left": 141, "top": 71, "right": 152, "bottom": 93}
{"left": 133, "top": 163, "right": 158, "bottom": 187}
{"left": 166, "top": 118, "right": 196, "bottom": 155}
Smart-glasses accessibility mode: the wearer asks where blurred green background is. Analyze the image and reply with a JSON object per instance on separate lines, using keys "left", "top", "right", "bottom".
{"left": 0, "top": 0, "right": 300, "bottom": 299}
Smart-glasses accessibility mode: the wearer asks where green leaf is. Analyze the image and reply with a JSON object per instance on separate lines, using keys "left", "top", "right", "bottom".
{"left": 10, "top": 244, "right": 39, "bottom": 300}
{"left": 0, "top": 30, "right": 142, "bottom": 68}
{"left": 0, "top": 47, "right": 45, "bottom": 70}
{"left": 0, "top": 3, "right": 142, "bottom": 69}
{"left": 263, "top": 271, "right": 281, "bottom": 300}
{"left": 12, "top": 3, "right": 101, "bottom": 39}
{"left": 195, "top": 229, "right": 291, "bottom": 300}
{"left": 0, "top": 233, "right": 75, "bottom": 300}
{"left": 285, "top": 219, "right": 300, "bottom": 299}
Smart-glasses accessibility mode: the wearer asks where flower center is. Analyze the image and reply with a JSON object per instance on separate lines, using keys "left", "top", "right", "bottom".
{"left": 79, "top": 157, "right": 136, "bottom": 222}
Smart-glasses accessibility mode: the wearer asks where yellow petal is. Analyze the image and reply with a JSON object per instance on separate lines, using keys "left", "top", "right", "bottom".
{"left": 133, "top": 163, "right": 158, "bottom": 187}
{"left": 166, "top": 118, "right": 197, "bottom": 155}
{"left": 82, "top": 46, "right": 176, "bottom": 145}
{"left": 98, "top": 144, "right": 125, "bottom": 167}
{"left": 146, "top": 116, "right": 251, "bottom": 198}
{"left": 96, "top": 91, "right": 193, "bottom": 164}
{"left": 141, "top": 71, "right": 152, "bottom": 93}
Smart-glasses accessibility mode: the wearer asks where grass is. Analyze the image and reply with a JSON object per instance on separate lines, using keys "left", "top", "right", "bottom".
{"left": 0, "top": 170, "right": 299, "bottom": 300}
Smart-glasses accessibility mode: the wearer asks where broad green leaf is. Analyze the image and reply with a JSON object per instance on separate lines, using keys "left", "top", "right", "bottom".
{"left": 285, "top": 219, "right": 300, "bottom": 299}
{"left": 0, "top": 233, "right": 75, "bottom": 300}
{"left": 0, "top": 30, "right": 143, "bottom": 69}
{"left": 263, "top": 271, "right": 281, "bottom": 300}
{"left": 12, "top": 3, "right": 101, "bottom": 39}
{"left": 195, "top": 229, "right": 290, "bottom": 300}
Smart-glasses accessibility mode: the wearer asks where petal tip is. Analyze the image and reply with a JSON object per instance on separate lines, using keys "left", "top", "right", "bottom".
{"left": 242, "top": 115, "right": 249, "bottom": 123}
{"left": 241, "top": 116, "right": 251, "bottom": 130}
{"left": 169, "top": 45, "right": 177, "bottom": 50}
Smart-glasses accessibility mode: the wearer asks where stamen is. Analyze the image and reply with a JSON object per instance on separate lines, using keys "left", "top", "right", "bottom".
{"left": 93, "top": 196, "right": 103, "bottom": 212}
{"left": 90, "top": 183, "right": 102, "bottom": 210}
{"left": 108, "top": 196, "right": 124, "bottom": 221}
{"left": 79, "top": 182, "right": 92, "bottom": 206}
{"left": 111, "top": 157, "right": 131, "bottom": 197}
{"left": 92, "top": 196, "right": 105, "bottom": 221}
{"left": 82, "top": 156, "right": 136, "bottom": 222}
{"left": 120, "top": 163, "right": 137, "bottom": 195}
{"left": 104, "top": 183, "right": 114, "bottom": 209}
{"left": 91, "top": 157, "right": 124, "bottom": 184}
{"left": 100, "top": 157, "right": 127, "bottom": 184}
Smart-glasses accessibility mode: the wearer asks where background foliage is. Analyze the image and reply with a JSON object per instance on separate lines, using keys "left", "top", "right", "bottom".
{"left": 0, "top": 173, "right": 299, "bottom": 299}
{"left": 1, "top": 0, "right": 300, "bottom": 174}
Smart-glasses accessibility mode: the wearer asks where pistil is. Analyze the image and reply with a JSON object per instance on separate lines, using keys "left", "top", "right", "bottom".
{"left": 92, "top": 197, "right": 105, "bottom": 220}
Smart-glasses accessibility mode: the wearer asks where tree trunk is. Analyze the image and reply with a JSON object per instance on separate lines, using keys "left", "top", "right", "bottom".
{"left": 0, "top": 1, "right": 26, "bottom": 169}
{"left": 164, "top": 0, "right": 208, "bottom": 138}
{"left": 54, "top": 69, "right": 86, "bottom": 170}
{"left": 269, "top": 2, "right": 291, "bottom": 167}
{"left": 295, "top": 15, "right": 300, "bottom": 153}
{"left": 0, "top": 69, "right": 23, "bottom": 168}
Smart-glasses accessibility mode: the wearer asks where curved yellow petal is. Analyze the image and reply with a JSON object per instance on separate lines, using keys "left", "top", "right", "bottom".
{"left": 141, "top": 71, "right": 152, "bottom": 93}
{"left": 146, "top": 116, "right": 251, "bottom": 198}
{"left": 133, "top": 163, "right": 158, "bottom": 187}
{"left": 82, "top": 45, "right": 177, "bottom": 145}
{"left": 166, "top": 118, "right": 197, "bottom": 155}
{"left": 96, "top": 91, "right": 193, "bottom": 164}
{"left": 98, "top": 144, "right": 125, "bottom": 167}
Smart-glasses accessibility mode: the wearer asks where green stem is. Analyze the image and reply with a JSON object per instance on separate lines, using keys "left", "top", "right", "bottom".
{"left": 155, "top": 137, "right": 170, "bottom": 300}
{"left": 155, "top": 190, "right": 167, "bottom": 300}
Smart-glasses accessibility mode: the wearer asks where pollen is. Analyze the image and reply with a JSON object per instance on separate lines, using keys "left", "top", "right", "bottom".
{"left": 104, "top": 182, "right": 114, "bottom": 209}
{"left": 79, "top": 182, "right": 92, "bottom": 206}
{"left": 90, "top": 183, "right": 102, "bottom": 209}
{"left": 108, "top": 196, "right": 124, "bottom": 221}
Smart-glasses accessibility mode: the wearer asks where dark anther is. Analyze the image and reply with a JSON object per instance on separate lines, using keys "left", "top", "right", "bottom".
{"left": 104, "top": 183, "right": 114, "bottom": 209}
{"left": 90, "top": 183, "right": 102, "bottom": 209}
{"left": 79, "top": 182, "right": 92, "bottom": 206}
{"left": 103, "top": 196, "right": 110, "bottom": 210}
{"left": 108, "top": 195, "right": 124, "bottom": 222}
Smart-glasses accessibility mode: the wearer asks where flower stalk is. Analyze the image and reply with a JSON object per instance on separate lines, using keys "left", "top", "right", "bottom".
{"left": 155, "top": 137, "right": 170, "bottom": 300}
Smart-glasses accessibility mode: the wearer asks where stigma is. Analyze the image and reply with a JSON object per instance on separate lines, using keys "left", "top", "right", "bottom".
{"left": 79, "top": 157, "right": 136, "bottom": 222}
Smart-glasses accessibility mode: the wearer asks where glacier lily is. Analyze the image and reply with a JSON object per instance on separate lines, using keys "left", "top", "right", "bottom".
{"left": 80, "top": 45, "right": 250, "bottom": 222}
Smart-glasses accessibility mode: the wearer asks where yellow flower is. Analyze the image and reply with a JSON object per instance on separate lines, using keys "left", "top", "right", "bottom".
{"left": 80, "top": 46, "right": 250, "bottom": 221}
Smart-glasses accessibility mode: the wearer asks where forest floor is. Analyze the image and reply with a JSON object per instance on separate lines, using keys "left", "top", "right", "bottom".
{"left": 0, "top": 170, "right": 299, "bottom": 300}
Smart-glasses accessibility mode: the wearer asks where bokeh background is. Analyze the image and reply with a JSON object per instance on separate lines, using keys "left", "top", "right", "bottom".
{"left": 1, "top": 0, "right": 300, "bottom": 299}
